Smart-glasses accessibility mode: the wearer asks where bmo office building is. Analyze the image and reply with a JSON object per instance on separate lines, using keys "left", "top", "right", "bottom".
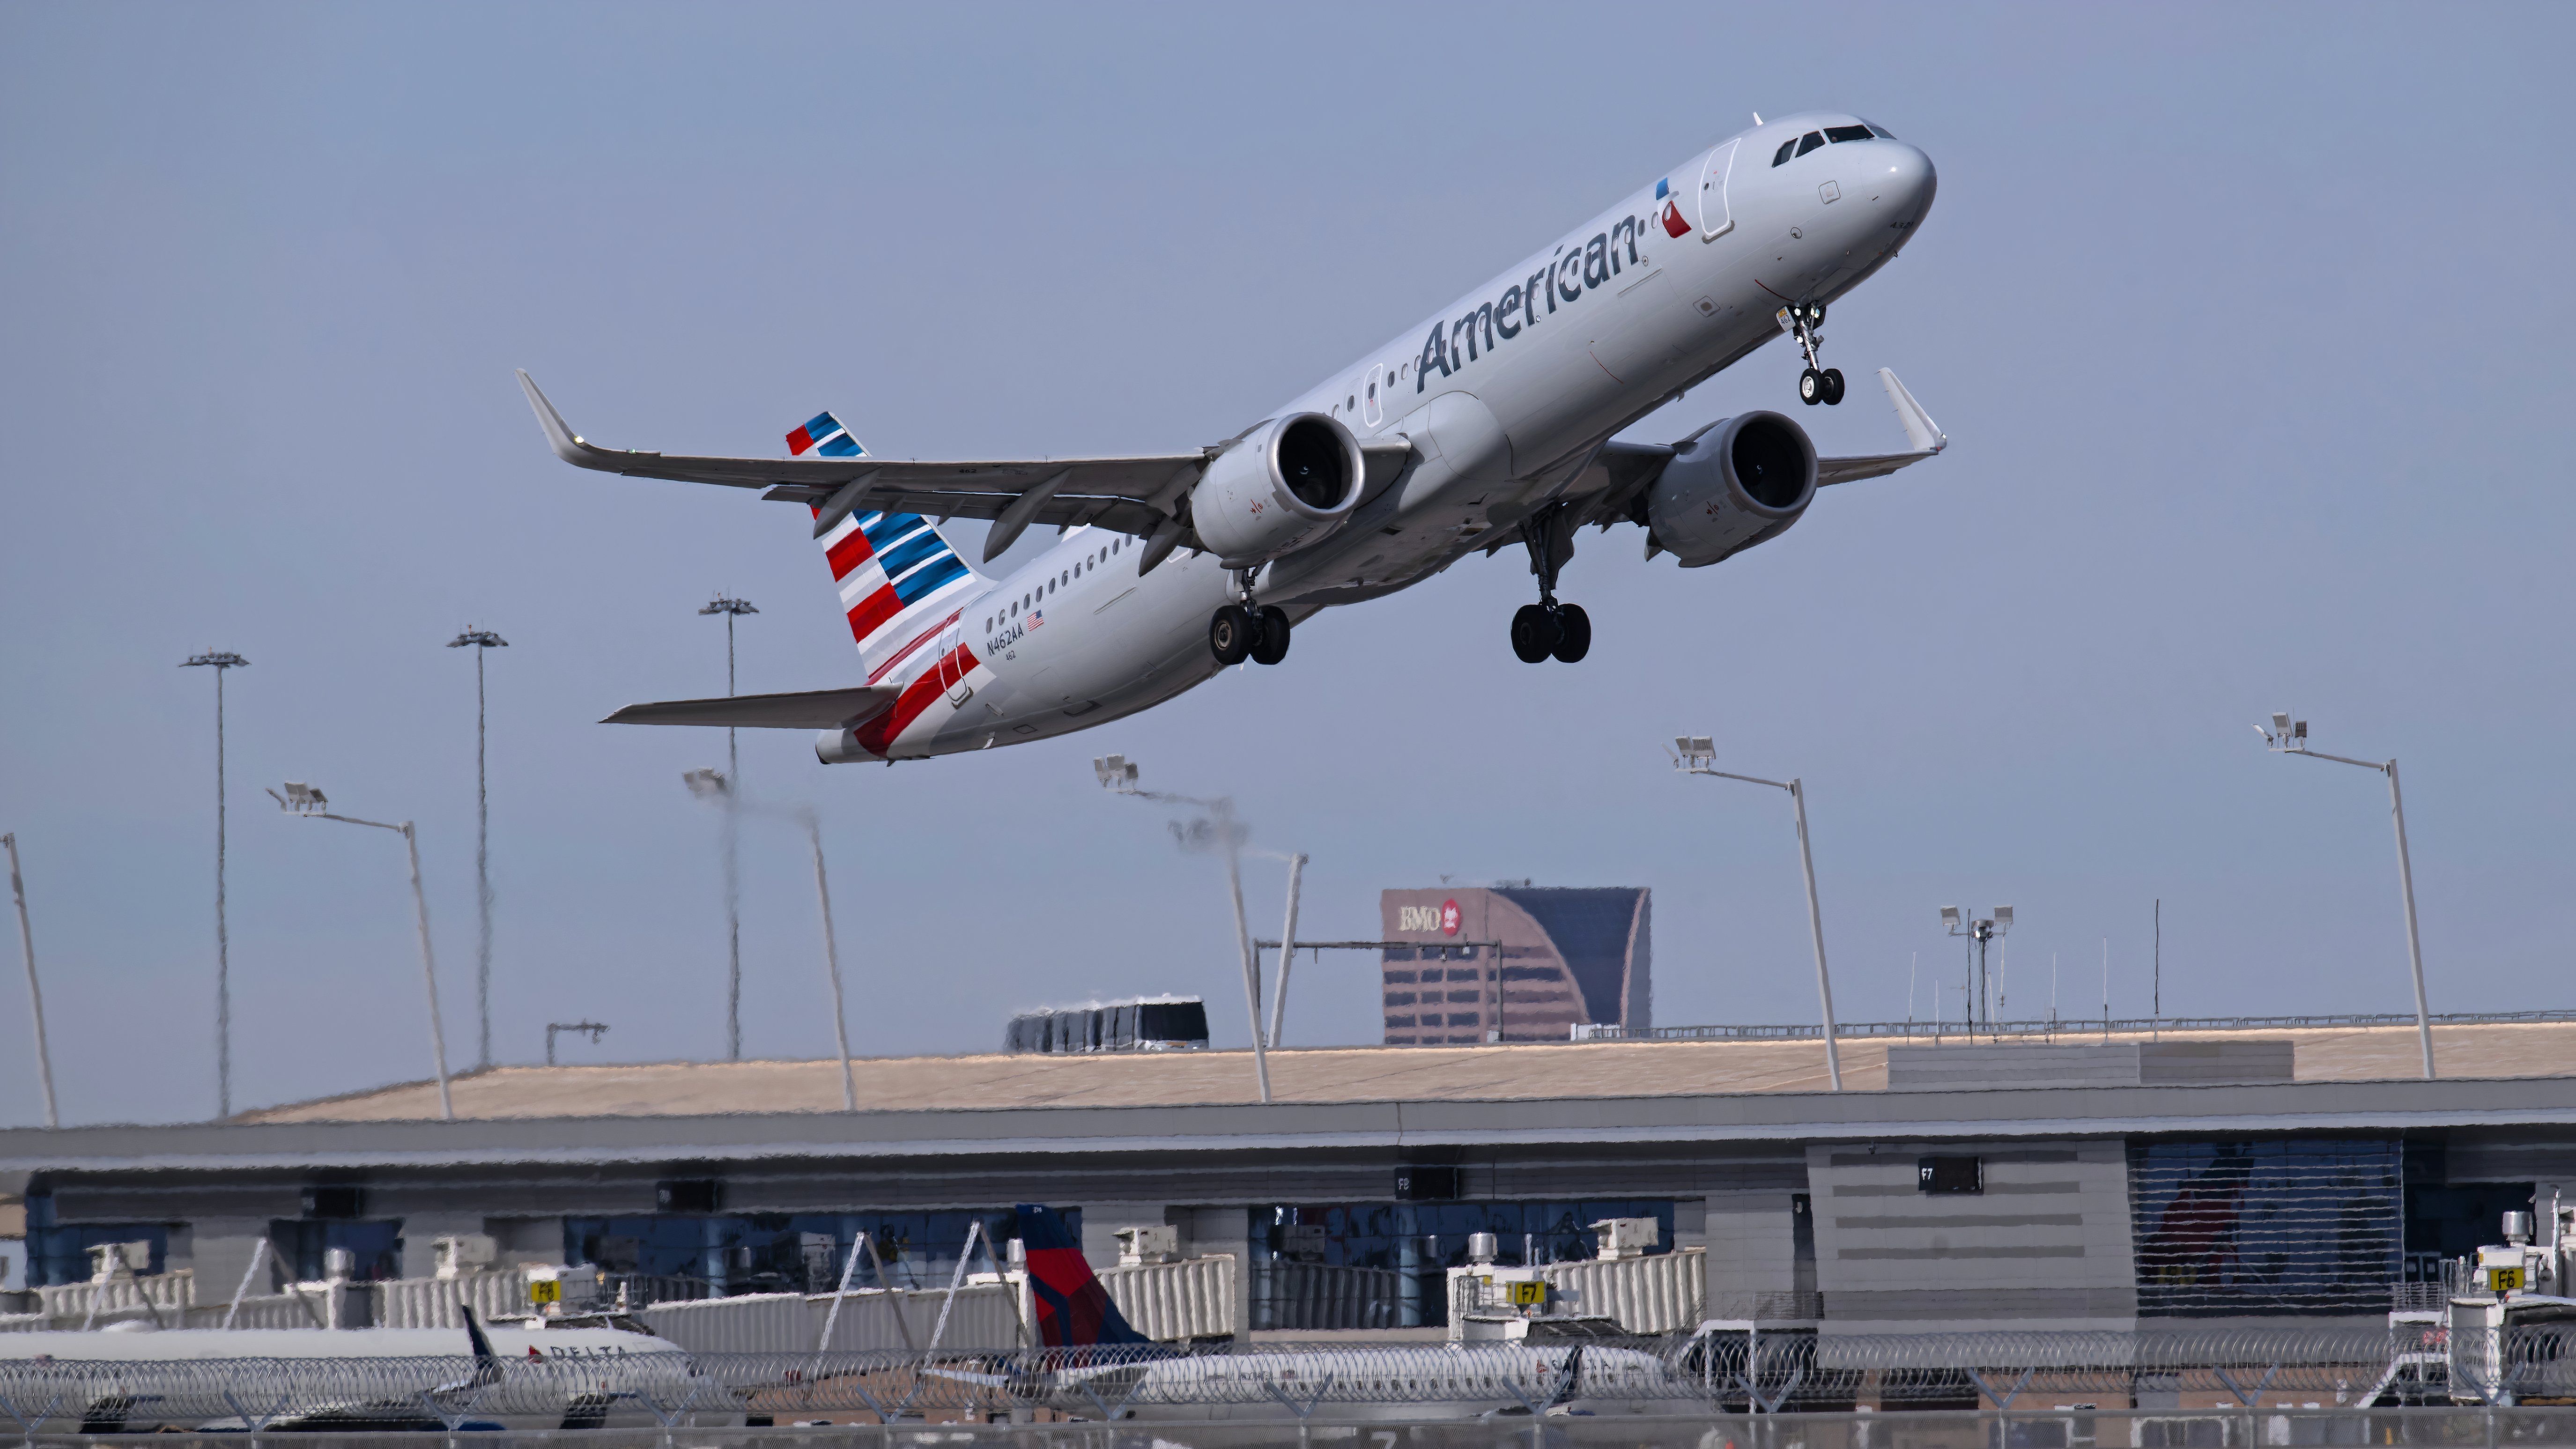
{"left": 1379, "top": 886, "right": 1650, "bottom": 1044}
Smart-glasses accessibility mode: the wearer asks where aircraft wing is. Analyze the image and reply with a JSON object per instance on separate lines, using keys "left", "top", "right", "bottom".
{"left": 1557, "top": 367, "right": 1947, "bottom": 535}
{"left": 519, "top": 371, "right": 1408, "bottom": 544}
{"left": 601, "top": 687, "right": 896, "bottom": 730}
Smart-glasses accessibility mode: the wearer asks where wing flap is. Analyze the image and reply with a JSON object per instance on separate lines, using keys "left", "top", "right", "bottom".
{"left": 601, "top": 687, "right": 896, "bottom": 730}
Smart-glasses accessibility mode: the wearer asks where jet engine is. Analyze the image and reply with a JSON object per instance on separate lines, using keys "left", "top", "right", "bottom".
{"left": 1645, "top": 411, "right": 1818, "bottom": 568}
{"left": 1189, "top": 413, "right": 1365, "bottom": 567}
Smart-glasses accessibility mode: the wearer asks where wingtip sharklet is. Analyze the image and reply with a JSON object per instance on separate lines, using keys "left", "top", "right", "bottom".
{"left": 516, "top": 370, "right": 623, "bottom": 471}
{"left": 1876, "top": 368, "right": 1946, "bottom": 455}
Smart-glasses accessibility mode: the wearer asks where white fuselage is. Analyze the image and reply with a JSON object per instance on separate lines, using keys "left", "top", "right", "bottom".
{"left": 853, "top": 113, "right": 1934, "bottom": 761}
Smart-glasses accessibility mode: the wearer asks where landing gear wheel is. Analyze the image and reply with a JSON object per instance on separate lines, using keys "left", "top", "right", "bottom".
{"left": 1819, "top": 367, "right": 1846, "bottom": 405}
{"left": 1799, "top": 367, "right": 1823, "bottom": 406}
{"left": 1250, "top": 606, "right": 1292, "bottom": 665}
{"left": 1209, "top": 604, "right": 1252, "bottom": 665}
{"left": 1510, "top": 604, "right": 1562, "bottom": 664}
{"left": 1551, "top": 604, "right": 1591, "bottom": 663}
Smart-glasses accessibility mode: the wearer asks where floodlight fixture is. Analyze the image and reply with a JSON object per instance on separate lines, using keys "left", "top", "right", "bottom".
{"left": 1691, "top": 736, "right": 1714, "bottom": 756}
{"left": 1994, "top": 905, "right": 2014, "bottom": 932}
{"left": 1939, "top": 905, "right": 1962, "bottom": 930}
{"left": 2272, "top": 711, "right": 2291, "bottom": 736}
{"left": 268, "top": 781, "right": 328, "bottom": 813}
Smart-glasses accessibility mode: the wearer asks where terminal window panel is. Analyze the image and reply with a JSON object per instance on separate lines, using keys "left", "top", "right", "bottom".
{"left": 565, "top": 1207, "right": 1067, "bottom": 1295}
{"left": 22, "top": 1198, "right": 169, "bottom": 1288}
{"left": 2127, "top": 1137, "right": 2400, "bottom": 1318}
{"left": 1248, "top": 1199, "right": 1673, "bottom": 1331}
{"left": 270, "top": 1218, "right": 405, "bottom": 1283}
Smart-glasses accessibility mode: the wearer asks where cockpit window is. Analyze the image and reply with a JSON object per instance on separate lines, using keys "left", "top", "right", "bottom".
{"left": 1794, "top": 131, "right": 1825, "bottom": 158}
{"left": 1865, "top": 123, "right": 1897, "bottom": 139}
{"left": 1773, "top": 138, "right": 1798, "bottom": 167}
{"left": 1824, "top": 125, "right": 1874, "bottom": 144}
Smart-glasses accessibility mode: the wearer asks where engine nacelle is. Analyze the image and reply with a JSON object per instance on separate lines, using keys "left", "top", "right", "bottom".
{"left": 1190, "top": 413, "right": 1365, "bottom": 567}
{"left": 1645, "top": 411, "right": 1818, "bottom": 568}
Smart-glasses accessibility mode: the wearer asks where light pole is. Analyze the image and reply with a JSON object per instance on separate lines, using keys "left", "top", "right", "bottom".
{"left": 1672, "top": 735, "right": 1844, "bottom": 1092}
{"left": 2259, "top": 712, "right": 2435, "bottom": 1079}
{"left": 1094, "top": 754, "right": 1272, "bottom": 1103}
{"left": 682, "top": 770, "right": 858, "bottom": 1109}
{"left": 446, "top": 627, "right": 508, "bottom": 1070}
{"left": 1939, "top": 905, "right": 2013, "bottom": 1030}
{"left": 267, "top": 782, "right": 454, "bottom": 1121}
{"left": 3, "top": 833, "right": 59, "bottom": 1128}
{"left": 700, "top": 594, "right": 757, "bottom": 1060}
{"left": 1265, "top": 853, "right": 1306, "bottom": 1049}
{"left": 181, "top": 649, "right": 249, "bottom": 1119}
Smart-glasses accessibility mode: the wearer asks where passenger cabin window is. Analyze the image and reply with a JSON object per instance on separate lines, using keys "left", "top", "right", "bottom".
{"left": 1795, "top": 131, "right": 1825, "bottom": 158}
{"left": 1773, "top": 138, "right": 1798, "bottom": 166}
{"left": 1824, "top": 125, "right": 1874, "bottom": 144}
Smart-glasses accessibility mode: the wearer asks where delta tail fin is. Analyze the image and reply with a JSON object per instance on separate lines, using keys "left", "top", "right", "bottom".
{"left": 790, "top": 411, "right": 984, "bottom": 680}
{"left": 1014, "top": 1204, "right": 1147, "bottom": 1347}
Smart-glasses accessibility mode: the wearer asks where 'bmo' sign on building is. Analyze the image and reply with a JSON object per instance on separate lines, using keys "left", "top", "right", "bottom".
{"left": 1378, "top": 886, "right": 1650, "bottom": 1046}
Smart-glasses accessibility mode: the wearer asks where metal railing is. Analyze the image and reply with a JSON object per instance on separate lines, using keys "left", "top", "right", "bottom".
{"left": 6, "top": 1325, "right": 2575, "bottom": 1432}
{"left": 14, "top": 1409, "right": 2576, "bottom": 1449}
{"left": 1611, "top": 1007, "right": 2576, "bottom": 1043}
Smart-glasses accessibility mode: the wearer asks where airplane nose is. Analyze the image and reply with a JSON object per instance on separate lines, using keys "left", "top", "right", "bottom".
{"left": 1880, "top": 142, "right": 1936, "bottom": 223}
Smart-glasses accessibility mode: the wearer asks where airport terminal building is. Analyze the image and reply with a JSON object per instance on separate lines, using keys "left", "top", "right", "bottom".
{"left": 3, "top": 1019, "right": 2573, "bottom": 1338}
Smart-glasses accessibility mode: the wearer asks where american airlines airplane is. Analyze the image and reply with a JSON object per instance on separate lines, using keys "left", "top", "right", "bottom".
{"left": 520, "top": 111, "right": 1945, "bottom": 765}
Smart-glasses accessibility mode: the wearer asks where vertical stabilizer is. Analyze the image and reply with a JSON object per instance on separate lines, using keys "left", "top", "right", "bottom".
{"left": 1014, "top": 1204, "right": 1147, "bottom": 1347}
{"left": 789, "top": 412, "right": 984, "bottom": 680}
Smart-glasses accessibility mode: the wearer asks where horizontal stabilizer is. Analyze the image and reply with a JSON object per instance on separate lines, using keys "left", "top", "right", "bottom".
{"left": 601, "top": 686, "right": 895, "bottom": 730}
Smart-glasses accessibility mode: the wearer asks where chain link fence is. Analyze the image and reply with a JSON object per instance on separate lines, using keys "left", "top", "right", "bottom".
{"left": 5, "top": 1325, "right": 2575, "bottom": 1434}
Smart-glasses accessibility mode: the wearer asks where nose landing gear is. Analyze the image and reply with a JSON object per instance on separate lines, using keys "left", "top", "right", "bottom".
{"left": 1509, "top": 503, "right": 1591, "bottom": 664}
{"left": 1209, "top": 570, "right": 1292, "bottom": 666}
{"left": 1785, "top": 301, "right": 1845, "bottom": 406}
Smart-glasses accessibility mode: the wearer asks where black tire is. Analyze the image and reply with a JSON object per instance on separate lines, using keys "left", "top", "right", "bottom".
{"left": 1510, "top": 604, "right": 1560, "bottom": 663}
{"left": 1820, "top": 367, "right": 1846, "bottom": 405}
{"left": 1250, "top": 606, "right": 1292, "bottom": 665}
{"left": 1209, "top": 605, "right": 1251, "bottom": 665}
{"left": 1551, "top": 604, "right": 1591, "bottom": 663}
{"left": 1799, "top": 367, "right": 1822, "bottom": 405}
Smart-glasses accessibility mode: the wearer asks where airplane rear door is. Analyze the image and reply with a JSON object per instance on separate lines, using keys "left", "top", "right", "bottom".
{"left": 1698, "top": 140, "right": 1740, "bottom": 241}
{"left": 938, "top": 622, "right": 971, "bottom": 704}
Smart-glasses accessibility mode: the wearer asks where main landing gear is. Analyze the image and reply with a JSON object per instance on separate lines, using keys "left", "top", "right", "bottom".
{"left": 1209, "top": 569, "right": 1291, "bottom": 666}
{"left": 1787, "top": 301, "right": 1845, "bottom": 407}
{"left": 1510, "top": 503, "right": 1591, "bottom": 665}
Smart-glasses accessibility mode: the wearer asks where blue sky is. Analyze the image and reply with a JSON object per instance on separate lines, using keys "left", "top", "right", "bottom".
{"left": 2, "top": 2, "right": 2570, "bottom": 1125}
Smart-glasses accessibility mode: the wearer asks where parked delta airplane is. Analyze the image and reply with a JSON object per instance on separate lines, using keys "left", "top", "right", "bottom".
{"left": 521, "top": 112, "right": 1946, "bottom": 764}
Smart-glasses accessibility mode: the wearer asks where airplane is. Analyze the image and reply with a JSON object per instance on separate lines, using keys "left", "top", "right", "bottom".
{"left": 519, "top": 111, "right": 1945, "bottom": 765}
{"left": 0, "top": 1304, "right": 721, "bottom": 1432}
{"left": 914, "top": 1207, "right": 1689, "bottom": 1422}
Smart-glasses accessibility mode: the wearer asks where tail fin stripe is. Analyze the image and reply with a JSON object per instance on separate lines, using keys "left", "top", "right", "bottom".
{"left": 845, "top": 587, "right": 904, "bottom": 643}
{"left": 875, "top": 530, "right": 954, "bottom": 584}
{"left": 856, "top": 511, "right": 926, "bottom": 551}
{"left": 894, "top": 554, "right": 970, "bottom": 600}
{"left": 825, "top": 529, "right": 877, "bottom": 580}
